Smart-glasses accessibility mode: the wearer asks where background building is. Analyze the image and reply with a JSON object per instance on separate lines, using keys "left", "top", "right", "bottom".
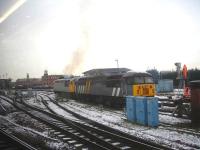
{"left": 41, "top": 70, "right": 63, "bottom": 88}
{"left": 15, "top": 78, "right": 42, "bottom": 89}
{"left": 0, "top": 79, "right": 11, "bottom": 89}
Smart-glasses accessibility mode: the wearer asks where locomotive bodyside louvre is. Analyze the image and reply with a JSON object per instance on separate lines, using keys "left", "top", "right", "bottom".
{"left": 106, "top": 76, "right": 123, "bottom": 97}
{"left": 86, "top": 75, "right": 124, "bottom": 106}
{"left": 88, "top": 75, "right": 123, "bottom": 97}
{"left": 89, "top": 76, "right": 107, "bottom": 95}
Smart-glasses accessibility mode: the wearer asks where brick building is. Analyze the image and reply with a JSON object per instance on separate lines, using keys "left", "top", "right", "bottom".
{"left": 41, "top": 70, "right": 63, "bottom": 88}
{"left": 15, "top": 78, "right": 42, "bottom": 89}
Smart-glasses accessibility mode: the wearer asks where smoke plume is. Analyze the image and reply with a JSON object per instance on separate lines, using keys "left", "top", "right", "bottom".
{"left": 64, "top": 47, "right": 87, "bottom": 75}
{"left": 64, "top": 1, "right": 90, "bottom": 75}
{"left": 64, "top": 26, "right": 89, "bottom": 75}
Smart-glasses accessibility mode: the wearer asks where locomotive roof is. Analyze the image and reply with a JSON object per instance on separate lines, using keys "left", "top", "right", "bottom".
{"left": 83, "top": 68, "right": 130, "bottom": 76}
{"left": 123, "top": 71, "right": 152, "bottom": 77}
{"left": 55, "top": 78, "right": 69, "bottom": 81}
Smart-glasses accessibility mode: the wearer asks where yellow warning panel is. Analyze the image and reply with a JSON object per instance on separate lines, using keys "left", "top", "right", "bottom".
{"left": 69, "top": 81, "right": 75, "bottom": 93}
{"left": 86, "top": 80, "right": 91, "bottom": 94}
{"left": 133, "top": 85, "right": 143, "bottom": 96}
{"left": 142, "top": 84, "right": 155, "bottom": 97}
{"left": 133, "top": 84, "right": 155, "bottom": 96}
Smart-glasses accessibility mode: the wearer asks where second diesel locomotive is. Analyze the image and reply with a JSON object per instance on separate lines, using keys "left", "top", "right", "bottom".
{"left": 54, "top": 68, "right": 155, "bottom": 108}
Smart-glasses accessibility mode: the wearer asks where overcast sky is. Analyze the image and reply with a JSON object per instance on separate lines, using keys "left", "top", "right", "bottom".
{"left": 0, "top": 0, "right": 200, "bottom": 80}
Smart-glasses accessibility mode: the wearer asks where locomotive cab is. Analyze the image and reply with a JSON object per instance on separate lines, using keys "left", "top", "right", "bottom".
{"left": 122, "top": 72, "right": 155, "bottom": 97}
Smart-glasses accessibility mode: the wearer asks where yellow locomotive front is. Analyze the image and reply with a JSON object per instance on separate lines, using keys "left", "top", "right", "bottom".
{"left": 123, "top": 72, "right": 155, "bottom": 97}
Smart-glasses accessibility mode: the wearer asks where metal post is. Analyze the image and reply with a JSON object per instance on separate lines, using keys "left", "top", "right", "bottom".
{"left": 115, "top": 59, "right": 119, "bottom": 73}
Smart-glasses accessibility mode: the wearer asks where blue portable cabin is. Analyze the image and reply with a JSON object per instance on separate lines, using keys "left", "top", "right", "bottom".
{"left": 126, "top": 96, "right": 136, "bottom": 122}
{"left": 156, "top": 79, "right": 173, "bottom": 93}
{"left": 135, "top": 97, "right": 148, "bottom": 125}
{"left": 147, "top": 97, "right": 159, "bottom": 127}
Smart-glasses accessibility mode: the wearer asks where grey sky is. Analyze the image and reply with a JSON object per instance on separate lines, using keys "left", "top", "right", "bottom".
{"left": 0, "top": 0, "right": 200, "bottom": 80}
{"left": 0, "top": 0, "right": 64, "bottom": 79}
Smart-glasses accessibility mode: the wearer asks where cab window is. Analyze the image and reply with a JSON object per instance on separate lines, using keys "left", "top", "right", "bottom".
{"left": 126, "top": 77, "right": 144, "bottom": 84}
{"left": 144, "top": 77, "right": 154, "bottom": 83}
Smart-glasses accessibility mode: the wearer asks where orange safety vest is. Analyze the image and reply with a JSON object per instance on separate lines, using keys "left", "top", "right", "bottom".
{"left": 182, "top": 64, "right": 187, "bottom": 80}
{"left": 183, "top": 86, "right": 190, "bottom": 97}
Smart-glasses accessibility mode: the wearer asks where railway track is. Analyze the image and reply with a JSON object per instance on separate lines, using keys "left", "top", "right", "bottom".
{"left": 3, "top": 95, "right": 166, "bottom": 150}
{"left": 56, "top": 100, "right": 197, "bottom": 136}
{"left": 41, "top": 93, "right": 200, "bottom": 149}
{"left": 42, "top": 91, "right": 190, "bottom": 119}
{"left": 2, "top": 92, "right": 198, "bottom": 149}
{"left": 1, "top": 96, "right": 108, "bottom": 149}
{"left": 0, "top": 102, "right": 7, "bottom": 115}
{"left": 39, "top": 93, "right": 170, "bottom": 150}
{"left": 158, "top": 97, "right": 191, "bottom": 119}
{"left": 159, "top": 122, "right": 200, "bottom": 137}
{"left": 0, "top": 128, "right": 37, "bottom": 150}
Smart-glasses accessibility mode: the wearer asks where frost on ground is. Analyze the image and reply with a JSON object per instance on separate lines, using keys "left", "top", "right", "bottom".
{"left": 26, "top": 97, "right": 48, "bottom": 109}
{"left": 12, "top": 92, "right": 199, "bottom": 149}
{"left": 48, "top": 102, "right": 79, "bottom": 121}
{"left": 0, "top": 97, "right": 70, "bottom": 150}
{"left": 54, "top": 99, "right": 200, "bottom": 150}
{"left": 0, "top": 98, "right": 17, "bottom": 114}
{"left": 0, "top": 115, "right": 69, "bottom": 150}
{"left": 159, "top": 114, "right": 190, "bottom": 125}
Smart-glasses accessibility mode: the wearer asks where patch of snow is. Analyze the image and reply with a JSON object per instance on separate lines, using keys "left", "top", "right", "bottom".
{"left": 159, "top": 114, "right": 190, "bottom": 125}
{"left": 26, "top": 97, "right": 46, "bottom": 109}
{"left": 0, "top": 111, "right": 69, "bottom": 150}
{"left": 155, "top": 95, "right": 168, "bottom": 99}
{"left": 56, "top": 99, "right": 200, "bottom": 149}
{"left": 160, "top": 106, "right": 176, "bottom": 112}
{"left": 48, "top": 102, "right": 78, "bottom": 121}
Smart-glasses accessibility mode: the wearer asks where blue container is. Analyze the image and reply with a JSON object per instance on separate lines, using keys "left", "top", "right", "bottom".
{"left": 156, "top": 79, "right": 173, "bottom": 93}
{"left": 126, "top": 96, "right": 136, "bottom": 122}
{"left": 147, "top": 97, "right": 159, "bottom": 127}
{"left": 135, "top": 97, "right": 147, "bottom": 125}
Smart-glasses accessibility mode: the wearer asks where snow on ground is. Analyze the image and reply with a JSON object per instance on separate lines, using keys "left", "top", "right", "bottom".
{"left": 26, "top": 97, "right": 47, "bottom": 109}
{"left": 156, "top": 89, "right": 184, "bottom": 100}
{"left": 47, "top": 102, "right": 79, "bottom": 121}
{"left": 0, "top": 98, "right": 12, "bottom": 107}
{"left": 0, "top": 96, "right": 70, "bottom": 150}
{"left": 174, "top": 89, "right": 184, "bottom": 95}
{"left": 12, "top": 92, "right": 198, "bottom": 149}
{"left": 155, "top": 95, "right": 169, "bottom": 99}
{"left": 53, "top": 99, "right": 200, "bottom": 150}
{"left": 160, "top": 106, "right": 176, "bottom": 112}
{"left": 1, "top": 114, "right": 50, "bottom": 139}
{"left": 48, "top": 94, "right": 190, "bottom": 125}
{"left": 0, "top": 98, "right": 16, "bottom": 113}
{"left": 0, "top": 112, "right": 69, "bottom": 150}
{"left": 156, "top": 95, "right": 182, "bottom": 101}
{"left": 159, "top": 114, "right": 190, "bottom": 125}
{"left": 26, "top": 96, "right": 82, "bottom": 124}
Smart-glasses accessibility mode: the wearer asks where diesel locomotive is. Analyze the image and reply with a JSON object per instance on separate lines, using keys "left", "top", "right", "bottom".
{"left": 53, "top": 68, "right": 155, "bottom": 108}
